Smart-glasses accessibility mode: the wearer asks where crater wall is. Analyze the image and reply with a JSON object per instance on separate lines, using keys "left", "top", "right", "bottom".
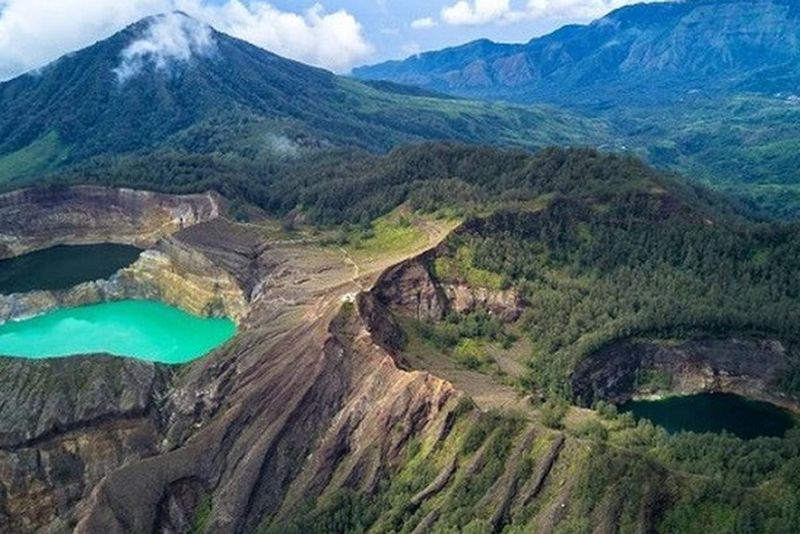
{"left": 571, "top": 337, "right": 800, "bottom": 412}
{"left": 0, "top": 186, "right": 221, "bottom": 259}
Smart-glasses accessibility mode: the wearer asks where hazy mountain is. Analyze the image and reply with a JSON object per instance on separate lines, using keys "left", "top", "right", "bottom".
{"left": 0, "top": 12, "right": 603, "bottom": 183}
{"left": 355, "top": 0, "right": 800, "bottom": 108}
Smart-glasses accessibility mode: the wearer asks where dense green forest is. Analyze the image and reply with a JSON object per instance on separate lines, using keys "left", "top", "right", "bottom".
{"left": 439, "top": 201, "right": 800, "bottom": 397}
{"left": 34, "top": 143, "right": 745, "bottom": 225}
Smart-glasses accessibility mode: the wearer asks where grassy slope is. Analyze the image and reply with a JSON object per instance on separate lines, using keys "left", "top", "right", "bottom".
{"left": 0, "top": 132, "right": 69, "bottom": 183}
{"left": 605, "top": 94, "right": 800, "bottom": 218}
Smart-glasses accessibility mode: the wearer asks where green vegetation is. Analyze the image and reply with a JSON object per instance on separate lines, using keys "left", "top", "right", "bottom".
{"left": 191, "top": 494, "right": 212, "bottom": 534}
{"left": 0, "top": 21, "right": 606, "bottom": 186}
{"left": 42, "top": 143, "right": 742, "bottom": 229}
{"left": 0, "top": 131, "right": 69, "bottom": 182}
{"left": 342, "top": 212, "right": 424, "bottom": 257}
{"left": 539, "top": 400, "right": 568, "bottom": 429}
{"left": 634, "top": 369, "right": 673, "bottom": 393}
{"left": 434, "top": 198, "right": 800, "bottom": 397}
{"left": 453, "top": 339, "right": 491, "bottom": 370}
{"left": 615, "top": 95, "right": 800, "bottom": 219}
{"left": 409, "top": 309, "right": 515, "bottom": 372}
{"left": 433, "top": 246, "right": 505, "bottom": 290}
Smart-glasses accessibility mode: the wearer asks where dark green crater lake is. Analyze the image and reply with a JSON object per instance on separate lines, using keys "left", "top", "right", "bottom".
{"left": 620, "top": 393, "right": 797, "bottom": 439}
{"left": 0, "top": 244, "right": 142, "bottom": 294}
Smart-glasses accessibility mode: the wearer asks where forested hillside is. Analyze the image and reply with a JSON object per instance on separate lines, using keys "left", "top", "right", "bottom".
{"left": 0, "top": 13, "right": 603, "bottom": 185}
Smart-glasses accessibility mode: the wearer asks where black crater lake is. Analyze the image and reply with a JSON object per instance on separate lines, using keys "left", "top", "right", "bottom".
{"left": 620, "top": 393, "right": 797, "bottom": 439}
{"left": 0, "top": 244, "right": 142, "bottom": 294}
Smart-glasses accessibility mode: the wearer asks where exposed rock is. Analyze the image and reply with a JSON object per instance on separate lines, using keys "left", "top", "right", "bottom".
{"left": 571, "top": 337, "right": 800, "bottom": 411}
{"left": 0, "top": 357, "right": 167, "bottom": 449}
{"left": 0, "top": 221, "right": 250, "bottom": 325}
{"left": 0, "top": 186, "right": 221, "bottom": 259}
{"left": 372, "top": 253, "right": 448, "bottom": 321}
{"left": 442, "top": 283, "right": 525, "bottom": 322}
{"left": 0, "top": 244, "right": 247, "bottom": 324}
{"left": 372, "top": 246, "right": 524, "bottom": 323}
{"left": 0, "top": 357, "right": 168, "bottom": 531}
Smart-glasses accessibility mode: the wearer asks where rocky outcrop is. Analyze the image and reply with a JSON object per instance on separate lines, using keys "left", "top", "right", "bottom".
{"left": 71, "top": 288, "right": 459, "bottom": 533}
{"left": 0, "top": 211, "right": 463, "bottom": 533}
{"left": 373, "top": 253, "right": 448, "bottom": 321}
{"left": 0, "top": 225, "right": 249, "bottom": 325}
{"left": 372, "top": 252, "right": 524, "bottom": 323}
{"left": 442, "top": 283, "right": 525, "bottom": 322}
{"left": 571, "top": 337, "right": 800, "bottom": 411}
{"left": 0, "top": 357, "right": 168, "bottom": 533}
{"left": 0, "top": 186, "right": 221, "bottom": 259}
{"left": 0, "top": 357, "right": 167, "bottom": 449}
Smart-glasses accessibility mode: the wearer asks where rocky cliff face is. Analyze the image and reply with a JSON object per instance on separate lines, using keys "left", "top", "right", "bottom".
{"left": 572, "top": 337, "right": 800, "bottom": 411}
{"left": 0, "top": 205, "right": 463, "bottom": 532}
{"left": 68, "top": 244, "right": 461, "bottom": 533}
{"left": 441, "top": 283, "right": 525, "bottom": 322}
{"left": 0, "top": 246, "right": 246, "bottom": 324}
{"left": 0, "top": 187, "right": 247, "bottom": 323}
{"left": 372, "top": 252, "right": 448, "bottom": 322}
{"left": 0, "top": 186, "right": 221, "bottom": 259}
{"left": 372, "top": 251, "right": 524, "bottom": 323}
{"left": 0, "top": 357, "right": 168, "bottom": 532}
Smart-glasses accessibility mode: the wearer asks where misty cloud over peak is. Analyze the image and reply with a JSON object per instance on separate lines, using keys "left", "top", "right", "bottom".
{"left": 114, "top": 11, "right": 216, "bottom": 83}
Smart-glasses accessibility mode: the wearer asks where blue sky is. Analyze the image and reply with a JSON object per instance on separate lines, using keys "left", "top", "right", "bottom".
{"left": 0, "top": 0, "right": 653, "bottom": 80}
{"left": 265, "top": 0, "right": 642, "bottom": 62}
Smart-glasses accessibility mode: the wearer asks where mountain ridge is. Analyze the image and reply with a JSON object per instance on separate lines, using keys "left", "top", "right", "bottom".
{"left": 354, "top": 0, "right": 800, "bottom": 107}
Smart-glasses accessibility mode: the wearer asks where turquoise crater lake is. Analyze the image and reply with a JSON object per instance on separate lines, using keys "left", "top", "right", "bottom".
{"left": 0, "top": 300, "right": 236, "bottom": 364}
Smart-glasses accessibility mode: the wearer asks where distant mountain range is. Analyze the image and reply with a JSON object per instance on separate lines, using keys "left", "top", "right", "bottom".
{"left": 355, "top": 0, "right": 800, "bottom": 108}
{"left": 356, "top": 0, "right": 800, "bottom": 218}
{"left": 0, "top": 12, "right": 601, "bottom": 184}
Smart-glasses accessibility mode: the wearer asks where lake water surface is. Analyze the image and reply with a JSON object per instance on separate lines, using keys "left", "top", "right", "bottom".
{"left": 620, "top": 392, "right": 797, "bottom": 439}
{"left": 0, "top": 244, "right": 142, "bottom": 294}
{"left": 0, "top": 300, "right": 236, "bottom": 364}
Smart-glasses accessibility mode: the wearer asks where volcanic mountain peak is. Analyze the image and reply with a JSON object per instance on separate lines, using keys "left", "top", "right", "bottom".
{"left": 113, "top": 12, "right": 217, "bottom": 83}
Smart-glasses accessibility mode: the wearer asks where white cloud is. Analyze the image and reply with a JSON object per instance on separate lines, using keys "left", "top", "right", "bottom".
{"left": 178, "top": 1, "right": 373, "bottom": 73}
{"left": 441, "top": 0, "right": 516, "bottom": 26}
{"left": 525, "top": 0, "right": 650, "bottom": 20}
{"left": 437, "top": 0, "right": 661, "bottom": 27}
{"left": 411, "top": 17, "right": 438, "bottom": 29}
{"left": 0, "top": 0, "right": 373, "bottom": 81}
{"left": 114, "top": 12, "right": 216, "bottom": 82}
{"left": 0, "top": 0, "right": 165, "bottom": 80}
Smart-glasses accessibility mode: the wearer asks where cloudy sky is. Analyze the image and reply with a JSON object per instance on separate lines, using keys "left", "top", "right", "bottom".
{"left": 0, "top": 0, "right": 654, "bottom": 80}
